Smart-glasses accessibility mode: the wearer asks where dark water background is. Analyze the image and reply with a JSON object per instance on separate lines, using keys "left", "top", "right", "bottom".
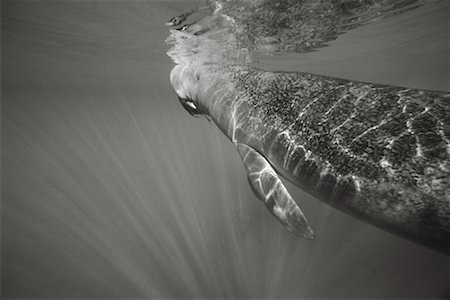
{"left": 2, "top": 0, "right": 449, "bottom": 298}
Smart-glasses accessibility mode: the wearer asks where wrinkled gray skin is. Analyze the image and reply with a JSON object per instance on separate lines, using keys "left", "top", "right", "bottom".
{"left": 170, "top": 62, "right": 450, "bottom": 254}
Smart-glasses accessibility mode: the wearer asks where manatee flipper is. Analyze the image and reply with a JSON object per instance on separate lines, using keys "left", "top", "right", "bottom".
{"left": 236, "top": 143, "right": 315, "bottom": 239}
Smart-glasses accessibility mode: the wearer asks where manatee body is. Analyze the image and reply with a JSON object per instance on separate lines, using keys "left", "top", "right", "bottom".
{"left": 170, "top": 61, "right": 450, "bottom": 254}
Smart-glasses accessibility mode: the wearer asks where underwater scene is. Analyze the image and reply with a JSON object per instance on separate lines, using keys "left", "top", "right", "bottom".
{"left": 2, "top": 0, "right": 449, "bottom": 298}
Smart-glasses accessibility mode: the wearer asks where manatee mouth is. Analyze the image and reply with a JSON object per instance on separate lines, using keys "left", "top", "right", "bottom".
{"left": 178, "top": 97, "right": 201, "bottom": 116}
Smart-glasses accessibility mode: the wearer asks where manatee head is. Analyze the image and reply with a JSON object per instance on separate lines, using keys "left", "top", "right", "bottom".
{"left": 170, "top": 64, "right": 204, "bottom": 116}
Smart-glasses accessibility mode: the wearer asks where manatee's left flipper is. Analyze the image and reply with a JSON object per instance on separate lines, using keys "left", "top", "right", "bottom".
{"left": 236, "top": 143, "right": 315, "bottom": 239}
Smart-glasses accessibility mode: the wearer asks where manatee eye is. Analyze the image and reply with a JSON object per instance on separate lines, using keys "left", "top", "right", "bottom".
{"left": 196, "top": 73, "right": 200, "bottom": 80}
{"left": 185, "top": 101, "right": 197, "bottom": 110}
{"left": 178, "top": 97, "right": 201, "bottom": 116}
